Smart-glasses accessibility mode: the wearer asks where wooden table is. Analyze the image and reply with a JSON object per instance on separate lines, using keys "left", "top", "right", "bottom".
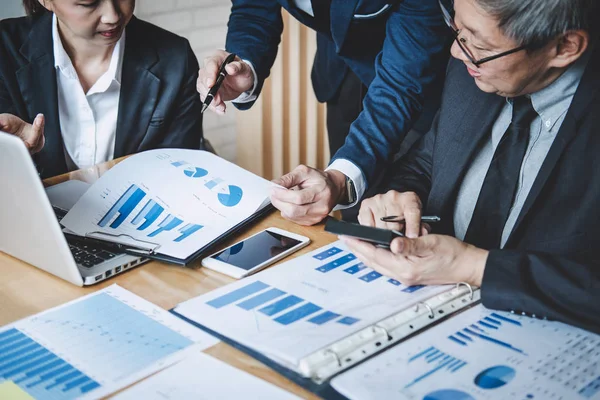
{"left": 0, "top": 158, "right": 337, "bottom": 399}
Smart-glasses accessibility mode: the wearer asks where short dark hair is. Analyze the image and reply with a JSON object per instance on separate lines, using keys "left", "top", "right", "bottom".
{"left": 475, "top": 0, "right": 599, "bottom": 49}
{"left": 22, "top": 0, "right": 47, "bottom": 16}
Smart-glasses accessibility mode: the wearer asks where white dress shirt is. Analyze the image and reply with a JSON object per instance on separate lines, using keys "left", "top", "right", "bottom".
{"left": 52, "top": 14, "right": 125, "bottom": 171}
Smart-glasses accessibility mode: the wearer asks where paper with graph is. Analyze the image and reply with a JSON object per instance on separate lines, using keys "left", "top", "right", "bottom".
{"left": 331, "top": 304, "right": 600, "bottom": 400}
{"left": 173, "top": 241, "right": 451, "bottom": 371}
{"left": 60, "top": 149, "right": 273, "bottom": 259}
{"left": 0, "top": 285, "right": 218, "bottom": 400}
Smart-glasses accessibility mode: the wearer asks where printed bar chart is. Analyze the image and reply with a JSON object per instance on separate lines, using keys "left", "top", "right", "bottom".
{"left": 0, "top": 292, "right": 195, "bottom": 400}
{"left": 174, "top": 224, "right": 203, "bottom": 242}
{"left": 132, "top": 200, "right": 164, "bottom": 231}
{"left": 405, "top": 346, "right": 467, "bottom": 389}
{"left": 448, "top": 313, "right": 526, "bottom": 354}
{"left": 98, "top": 185, "right": 146, "bottom": 228}
{"left": 149, "top": 215, "right": 183, "bottom": 237}
{"left": 206, "top": 281, "right": 360, "bottom": 327}
{"left": 312, "top": 247, "right": 343, "bottom": 261}
{"left": 316, "top": 254, "right": 357, "bottom": 273}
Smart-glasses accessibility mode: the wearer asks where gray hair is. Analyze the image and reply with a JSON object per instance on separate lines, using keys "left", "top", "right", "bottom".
{"left": 474, "top": 0, "right": 598, "bottom": 49}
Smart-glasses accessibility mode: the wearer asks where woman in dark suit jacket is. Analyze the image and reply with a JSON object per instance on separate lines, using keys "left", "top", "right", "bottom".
{"left": 0, "top": 0, "right": 203, "bottom": 178}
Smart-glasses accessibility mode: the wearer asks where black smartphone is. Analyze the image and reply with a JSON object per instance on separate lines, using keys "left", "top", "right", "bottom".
{"left": 324, "top": 218, "right": 403, "bottom": 249}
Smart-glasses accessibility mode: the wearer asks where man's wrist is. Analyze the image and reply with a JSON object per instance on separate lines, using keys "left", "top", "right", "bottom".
{"left": 462, "top": 246, "right": 489, "bottom": 287}
{"left": 325, "top": 169, "right": 348, "bottom": 204}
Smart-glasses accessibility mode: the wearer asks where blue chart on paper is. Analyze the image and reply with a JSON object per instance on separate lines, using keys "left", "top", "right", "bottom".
{"left": 474, "top": 365, "right": 516, "bottom": 389}
{"left": 205, "top": 281, "right": 360, "bottom": 327}
{"left": 0, "top": 293, "right": 193, "bottom": 400}
{"left": 404, "top": 346, "right": 468, "bottom": 389}
{"left": 171, "top": 161, "right": 244, "bottom": 207}
{"left": 312, "top": 247, "right": 425, "bottom": 293}
{"left": 171, "top": 161, "right": 208, "bottom": 178}
{"left": 217, "top": 185, "right": 243, "bottom": 208}
{"left": 424, "top": 389, "right": 476, "bottom": 400}
{"left": 98, "top": 185, "right": 203, "bottom": 243}
{"left": 99, "top": 184, "right": 146, "bottom": 229}
{"left": 447, "top": 312, "right": 526, "bottom": 354}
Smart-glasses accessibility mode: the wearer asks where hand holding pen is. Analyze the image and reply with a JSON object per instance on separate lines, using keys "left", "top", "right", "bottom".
{"left": 196, "top": 50, "right": 255, "bottom": 114}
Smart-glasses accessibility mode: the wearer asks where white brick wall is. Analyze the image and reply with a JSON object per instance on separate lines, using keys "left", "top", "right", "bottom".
{"left": 136, "top": 0, "right": 238, "bottom": 162}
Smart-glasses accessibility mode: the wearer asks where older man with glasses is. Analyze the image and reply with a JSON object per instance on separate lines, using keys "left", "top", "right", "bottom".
{"left": 342, "top": 0, "right": 600, "bottom": 333}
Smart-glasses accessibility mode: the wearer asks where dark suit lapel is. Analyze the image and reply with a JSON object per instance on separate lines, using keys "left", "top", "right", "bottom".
{"left": 330, "top": 0, "right": 359, "bottom": 52}
{"left": 506, "top": 48, "right": 600, "bottom": 246}
{"left": 16, "top": 12, "right": 67, "bottom": 178}
{"left": 114, "top": 17, "right": 160, "bottom": 158}
{"left": 427, "top": 83, "right": 505, "bottom": 219}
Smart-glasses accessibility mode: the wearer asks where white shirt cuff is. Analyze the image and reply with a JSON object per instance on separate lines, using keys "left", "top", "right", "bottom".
{"left": 231, "top": 59, "right": 258, "bottom": 104}
{"left": 326, "top": 159, "right": 366, "bottom": 211}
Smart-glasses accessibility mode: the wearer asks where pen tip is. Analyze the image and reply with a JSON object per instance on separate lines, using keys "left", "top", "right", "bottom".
{"left": 201, "top": 103, "right": 209, "bottom": 113}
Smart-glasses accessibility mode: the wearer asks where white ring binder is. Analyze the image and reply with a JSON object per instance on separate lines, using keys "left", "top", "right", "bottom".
{"left": 324, "top": 349, "right": 342, "bottom": 367}
{"left": 374, "top": 324, "right": 392, "bottom": 340}
{"left": 415, "top": 302, "right": 435, "bottom": 319}
{"left": 455, "top": 282, "right": 474, "bottom": 300}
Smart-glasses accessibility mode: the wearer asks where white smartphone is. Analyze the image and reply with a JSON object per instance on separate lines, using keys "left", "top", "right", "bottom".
{"left": 201, "top": 227, "right": 310, "bottom": 279}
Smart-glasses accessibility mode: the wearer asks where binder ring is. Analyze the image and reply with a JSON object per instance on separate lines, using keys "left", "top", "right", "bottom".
{"left": 456, "top": 282, "right": 474, "bottom": 300}
{"left": 374, "top": 324, "right": 392, "bottom": 340}
{"left": 324, "top": 349, "right": 342, "bottom": 367}
{"left": 415, "top": 302, "right": 435, "bottom": 319}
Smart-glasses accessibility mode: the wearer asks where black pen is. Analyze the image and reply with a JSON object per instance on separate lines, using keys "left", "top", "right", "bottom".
{"left": 201, "top": 52, "right": 237, "bottom": 113}
{"left": 380, "top": 215, "right": 441, "bottom": 223}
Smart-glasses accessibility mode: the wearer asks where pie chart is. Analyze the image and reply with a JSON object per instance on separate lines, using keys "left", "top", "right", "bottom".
{"left": 183, "top": 167, "right": 208, "bottom": 178}
{"left": 474, "top": 365, "right": 516, "bottom": 389}
{"left": 424, "top": 389, "right": 475, "bottom": 400}
{"left": 218, "top": 185, "right": 243, "bottom": 207}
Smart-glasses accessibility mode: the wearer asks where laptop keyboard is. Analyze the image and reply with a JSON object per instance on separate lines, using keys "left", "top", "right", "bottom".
{"left": 53, "top": 206, "right": 118, "bottom": 268}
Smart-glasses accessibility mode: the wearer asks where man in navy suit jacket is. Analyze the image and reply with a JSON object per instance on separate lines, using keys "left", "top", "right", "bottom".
{"left": 197, "top": 0, "right": 449, "bottom": 225}
{"left": 344, "top": 0, "right": 600, "bottom": 333}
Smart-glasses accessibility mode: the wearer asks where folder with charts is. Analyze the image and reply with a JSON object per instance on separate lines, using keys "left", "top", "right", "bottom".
{"left": 331, "top": 304, "right": 600, "bottom": 400}
{"left": 60, "top": 149, "right": 274, "bottom": 262}
{"left": 173, "top": 241, "right": 478, "bottom": 382}
{"left": 0, "top": 285, "right": 218, "bottom": 400}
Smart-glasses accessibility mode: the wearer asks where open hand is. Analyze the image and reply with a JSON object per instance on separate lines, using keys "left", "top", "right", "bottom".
{"left": 0, "top": 113, "right": 45, "bottom": 153}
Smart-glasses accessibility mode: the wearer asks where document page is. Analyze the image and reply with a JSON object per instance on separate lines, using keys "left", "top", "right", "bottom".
{"left": 0, "top": 285, "right": 219, "bottom": 400}
{"left": 331, "top": 304, "right": 600, "bottom": 400}
{"left": 174, "top": 241, "right": 449, "bottom": 370}
{"left": 114, "top": 347, "right": 299, "bottom": 400}
{"left": 61, "top": 149, "right": 273, "bottom": 259}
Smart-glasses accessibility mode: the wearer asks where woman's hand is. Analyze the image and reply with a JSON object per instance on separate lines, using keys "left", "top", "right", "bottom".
{"left": 0, "top": 113, "right": 45, "bottom": 154}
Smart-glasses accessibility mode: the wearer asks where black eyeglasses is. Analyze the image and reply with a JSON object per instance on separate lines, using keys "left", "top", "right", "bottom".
{"left": 438, "top": 0, "right": 527, "bottom": 66}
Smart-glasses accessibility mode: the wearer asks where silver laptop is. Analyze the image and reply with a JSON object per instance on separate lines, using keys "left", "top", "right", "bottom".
{"left": 0, "top": 131, "right": 148, "bottom": 286}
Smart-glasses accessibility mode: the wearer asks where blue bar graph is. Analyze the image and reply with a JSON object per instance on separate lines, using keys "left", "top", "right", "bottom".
{"left": 344, "top": 263, "right": 367, "bottom": 275}
{"left": 174, "top": 223, "right": 203, "bottom": 242}
{"left": 205, "top": 281, "right": 360, "bottom": 327}
{"left": 236, "top": 288, "right": 286, "bottom": 310}
{"left": 405, "top": 346, "right": 467, "bottom": 389}
{"left": 0, "top": 292, "right": 195, "bottom": 399}
{"left": 206, "top": 281, "right": 269, "bottom": 308}
{"left": 308, "top": 311, "right": 341, "bottom": 325}
{"left": 205, "top": 178, "right": 224, "bottom": 190}
{"left": 98, "top": 185, "right": 146, "bottom": 228}
{"left": 171, "top": 161, "right": 187, "bottom": 167}
{"left": 360, "top": 271, "right": 383, "bottom": 283}
{"left": 274, "top": 303, "right": 322, "bottom": 325}
{"left": 148, "top": 215, "right": 183, "bottom": 237}
{"left": 132, "top": 200, "right": 164, "bottom": 230}
{"left": 402, "top": 285, "right": 425, "bottom": 293}
{"left": 580, "top": 376, "right": 600, "bottom": 398}
{"left": 448, "top": 313, "right": 526, "bottom": 354}
{"left": 338, "top": 317, "right": 360, "bottom": 326}
{"left": 259, "top": 296, "right": 303, "bottom": 316}
{"left": 388, "top": 279, "right": 402, "bottom": 286}
{"left": 0, "top": 328, "right": 97, "bottom": 399}
{"left": 313, "top": 247, "right": 343, "bottom": 260}
{"left": 316, "top": 254, "right": 357, "bottom": 273}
